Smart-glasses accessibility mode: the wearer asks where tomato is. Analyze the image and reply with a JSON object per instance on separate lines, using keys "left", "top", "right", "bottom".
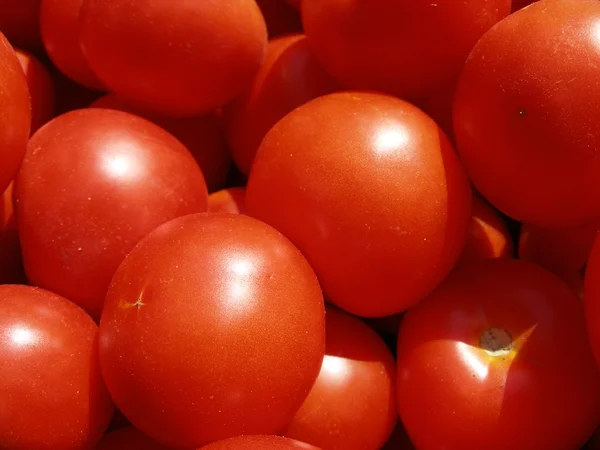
{"left": 246, "top": 92, "right": 472, "bottom": 317}
{"left": 458, "top": 196, "right": 514, "bottom": 266}
{"left": 201, "top": 435, "right": 321, "bottom": 450}
{"left": 91, "top": 94, "right": 232, "bottom": 192}
{"left": 40, "top": 0, "right": 105, "bottom": 90}
{"left": 224, "top": 33, "right": 338, "bottom": 175}
{"left": 208, "top": 187, "right": 246, "bottom": 214}
{"left": 582, "top": 235, "right": 600, "bottom": 368}
{"left": 302, "top": 0, "right": 511, "bottom": 101}
{"left": 283, "top": 307, "right": 397, "bottom": 449}
{"left": 398, "top": 259, "right": 600, "bottom": 450}
{"left": 79, "top": 0, "right": 267, "bottom": 117}
{"left": 15, "top": 109, "right": 208, "bottom": 319}
{"left": 256, "top": 0, "right": 303, "bottom": 38}
{"left": 0, "top": 0, "right": 42, "bottom": 53}
{"left": 0, "top": 183, "right": 26, "bottom": 284}
{"left": 96, "top": 427, "right": 170, "bottom": 450}
{"left": 0, "top": 32, "right": 31, "bottom": 195}
{"left": 512, "top": 0, "right": 537, "bottom": 12}
{"left": 99, "top": 213, "right": 325, "bottom": 448}
{"left": 454, "top": 0, "right": 600, "bottom": 227}
{"left": 14, "top": 48, "right": 56, "bottom": 133}
{"left": 0, "top": 285, "right": 114, "bottom": 449}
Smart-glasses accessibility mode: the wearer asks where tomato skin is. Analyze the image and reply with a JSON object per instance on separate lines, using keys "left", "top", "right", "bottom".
{"left": 0, "top": 183, "right": 26, "bottom": 284}
{"left": 15, "top": 109, "right": 208, "bottom": 319}
{"left": 0, "top": 0, "right": 42, "bottom": 53}
{"left": 40, "top": 0, "right": 105, "bottom": 90}
{"left": 91, "top": 94, "right": 232, "bottom": 193}
{"left": 99, "top": 213, "right": 325, "bottom": 448}
{"left": 302, "top": 0, "right": 510, "bottom": 101}
{"left": 398, "top": 259, "right": 600, "bottom": 450}
{"left": 0, "top": 285, "right": 114, "bottom": 449}
{"left": 284, "top": 307, "right": 397, "bottom": 450}
{"left": 96, "top": 427, "right": 171, "bottom": 450}
{"left": 224, "top": 34, "right": 338, "bottom": 175}
{"left": 255, "top": 0, "right": 303, "bottom": 38}
{"left": 79, "top": 0, "right": 268, "bottom": 117}
{"left": 200, "top": 435, "right": 321, "bottom": 450}
{"left": 454, "top": 0, "right": 600, "bottom": 227}
{"left": 208, "top": 187, "right": 246, "bottom": 214}
{"left": 246, "top": 92, "right": 472, "bottom": 317}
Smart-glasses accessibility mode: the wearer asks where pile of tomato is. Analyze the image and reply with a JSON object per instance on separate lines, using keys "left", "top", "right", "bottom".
{"left": 4, "top": 0, "right": 600, "bottom": 449}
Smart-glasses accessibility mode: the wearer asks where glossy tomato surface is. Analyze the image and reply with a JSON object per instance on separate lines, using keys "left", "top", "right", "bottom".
{"left": 246, "top": 92, "right": 472, "bottom": 317}
{"left": 398, "top": 259, "right": 600, "bottom": 450}
{"left": 99, "top": 213, "right": 325, "bottom": 448}
{"left": 0, "top": 0, "right": 42, "bottom": 52}
{"left": 15, "top": 109, "right": 208, "bottom": 319}
{"left": 79, "top": 0, "right": 267, "bottom": 117}
{"left": 91, "top": 94, "right": 232, "bottom": 192}
{"left": 0, "top": 32, "right": 31, "bottom": 195}
{"left": 208, "top": 187, "right": 246, "bottom": 214}
{"left": 302, "top": 0, "right": 510, "bottom": 100}
{"left": 96, "top": 426, "right": 170, "bottom": 450}
{"left": 0, "top": 183, "right": 26, "bottom": 284}
{"left": 224, "top": 33, "right": 338, "bottom": 175}
{"left": 40, "top": 0, "right": 105, "bottom": 90}
{"left": 284, "top": 307, "right": 397, "bottom": 450}
{"left": 201, "top": 435, "right": 321, "bottom": 450}
{"left": 0, "top": 285, "right": 114, "bottom": 449}
{"left": 454, "top": 0, "right": 600, "bottom": 227}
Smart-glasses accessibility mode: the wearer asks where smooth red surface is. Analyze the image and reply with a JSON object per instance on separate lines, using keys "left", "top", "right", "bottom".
{"left": 91, "top": 94, "right": 232, "bottom": 192}
{"left": 256, "top": 0, "right": 303, "bottom": 38}
{"left": 246, "top": 92, "right": 472, "bottom": 317}
{"left": 224, "top": 33, "right": 338, "bottom": 175}
{"left": 0, "top": 32, "right": 31, "bottom": 195}
{"left": 208, "top": 187, "right": 246, "bottom": 214}
{"left": 0, "top": 0, "right": 42, "bottom": 52}
{"left": 15, "top": 109, "right": 208, "bottom": 319}
{"left": 302, "top": 0, "right": 510, "bottom": 100}
{"left": 0, "top": 285, "right": 114, "bottom": 449}
{"left": 398, "top": 260, "right": 600, "bottom": 450}
{"left": 79, "top": 0, "right": 268, "bottom": 117}
{"left": 40, "top": 0, "right": 105, "bottom": 90}
{"left": 284, "top": 307, "right": 397, "bottom": 450}
{"left": 454, "top": 0, "right": 600, "bottom": 227}
{"left": 96, "top": 426, "right": 170, "bottom": 450}
{"left": 15, "top": 48, "right": 56, "bottom": 133}
{"left": 0, "top": 183, "right": 26, "bottom": 284}
{"left": 201, "top": 435, "right": 321, "bottom": 450}
{"left": 458, "top": 196, "right": 514, "bottom": 266}
{"left": 99, "top": 213, "right": 325, "bottom": 448}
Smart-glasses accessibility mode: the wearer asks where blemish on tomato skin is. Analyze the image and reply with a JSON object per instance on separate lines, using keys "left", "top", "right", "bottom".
{"left": 518, "top": 108, "right": 527, "bottom": 117}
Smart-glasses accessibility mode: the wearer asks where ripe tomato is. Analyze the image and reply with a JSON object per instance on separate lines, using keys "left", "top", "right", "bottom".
{"left": 302, "top": 0, "right": 511, "bottom": 101}
{"left": 256, "top": 0, "right": 303, "bottom": 38}
{"left": 0, "top": 32, "right": 31, "bottom": 195}
{"left": 200, "top": 435, "right": 321, "bottom": 450}
{"left": 0, "top": 285, "right": 114, "bottom": 449}
{"left": 0, "top": 0, "right": 42, "bottom": 53}
{"left": 14, "top": 48, "right": 56, "bottom": 133}
{"left": 454, "top": 0, "right": 600, "bottom": 227}
{"left": 398, "top": 259, "right": 600, "bottom": 450}
{"left": 40, "top": 0, "right": 105, "bottom": 90}
{"left": 79, "top": 0, "right": 267, "bottom": 117}
{"left": 246, "top": 92, "right": 472, "bottom": 317}
{"left": 208, "top": 187, "right": 246, "bottom": 214}
{"left": 96, "top": 427, "right": 170, "bottom": 450}
{"left": 91, "top": 94, "right": 231, "bottom": 192}
{"left": 99, "top": 213, "right": 325, "bottom": 448}
{"left": 458, "top": 196, "right": 514, "bottom": 266}
{"left": 224, "top": 33, "right": 338, "bottom": 175}
{"left": 0, "top": 183, "right": 26, "bottom": 284}
{"left": 284, "top": 307, "right": 397, "bottom": 450}
{"left": 15, "top": 109, "right": 208, "bottom": 319}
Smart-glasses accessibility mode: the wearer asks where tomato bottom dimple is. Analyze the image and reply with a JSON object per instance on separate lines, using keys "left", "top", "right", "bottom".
{"left": 480, "top": 327, "right": 513, "bottom": 356}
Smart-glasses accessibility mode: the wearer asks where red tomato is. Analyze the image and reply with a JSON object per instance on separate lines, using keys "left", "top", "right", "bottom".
{"left": 99, "top": 213, "right": 325, "bottom": 448}
{"left": 79, "top": 0, "right": 267, "bottom": 117}
{"left": 454, "top": 0, "right": 600, "bottom": 227}
{"left": 40, "top": 0, "right": 105, "bottom": 90}
{"left": 91, "top": 94, "right": 232, "bottom": 192}
{"left": 15, "top": 109, "right": 208, "bottom": 319}
{"left": 208, "top": 187, "right": 247, "bottom": 214}
{"left": 519, "top": 222, "right": 597, "bottom": 275}
{"left": 200, "top": 435, "right": 321, "bottom": 450}
{"left": 302, "top": 0, "right": 511, "bottom": 101}
{"left": 14, "top": 48, "right": 56, "bottom": 133}
{"left": 284, "top": 307, "right": 397, "bottom": 450}
{"left": 0, "top": 0, "right": 42, "bottom": 53}
{"left": 96, "top": 427, "right": 170, "bottom": 450}
{"left": 246, "top": 92, "right": 472, "bottom": 317}
{"left": 0, "top": 32, "right": 31, "bottom": 195}
{"left": 224, "top": 33, "right": 338, "bottom": 175}
{"left": 0, "top": 285, "right": 114, "bottom": 449}
{"left": 582, "top": 236, "right": 600, "bottom": 369}
{"left": 458, "top": 196, "right": 514, "bottom": 266}
{"left": 398, "top": 259, "right": 600, "bottom": 450}
{"left": 0, "top": 183, "right": 26, "bottom": 284}
{"left": 256, "top": 0, "right": 303, "bottom": 38}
